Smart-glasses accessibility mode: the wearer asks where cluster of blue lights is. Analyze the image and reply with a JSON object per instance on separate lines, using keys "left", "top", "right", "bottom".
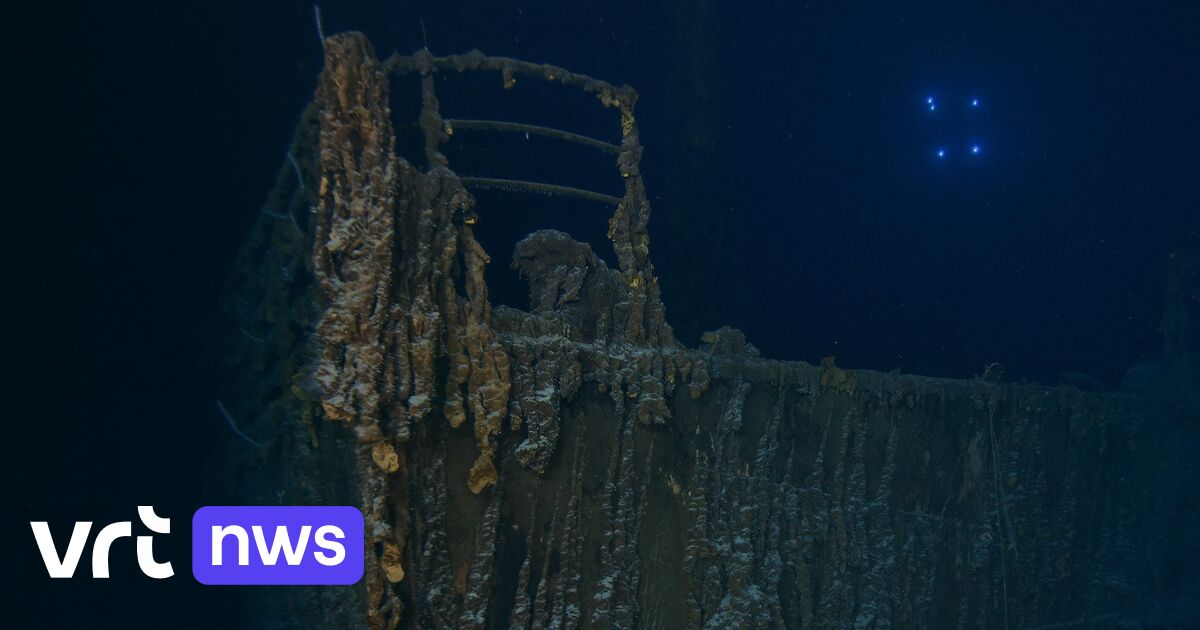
{"left": 926, "top": 94, "right": 985, "bottom": 161}
{"left": 927, "top": 96, "right": 980, "bottom": 111}
{"left": 935, "top": 144, "right": 982, "bottom": 159}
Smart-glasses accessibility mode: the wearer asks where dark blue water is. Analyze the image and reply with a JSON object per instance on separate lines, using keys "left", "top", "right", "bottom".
{"left": 5, "top": 1, "right": 1198, "bottom": 626}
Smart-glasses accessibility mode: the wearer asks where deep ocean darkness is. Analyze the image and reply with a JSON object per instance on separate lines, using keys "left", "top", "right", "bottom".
{"left": 4, "top": 0, "right": 1198, "bottom": 627}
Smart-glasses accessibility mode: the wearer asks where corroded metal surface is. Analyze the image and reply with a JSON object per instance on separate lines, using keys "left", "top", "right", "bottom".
{"left": 219, "top": 32, "right": 1199, "bottom": 629}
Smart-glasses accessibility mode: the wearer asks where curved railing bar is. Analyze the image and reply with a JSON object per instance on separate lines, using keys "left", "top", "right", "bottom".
{"left": 459, "top": 176, "right": 621, "bottom": 205}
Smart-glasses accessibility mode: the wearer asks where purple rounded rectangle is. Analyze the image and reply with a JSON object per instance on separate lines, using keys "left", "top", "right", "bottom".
{"left": 192, "top": 506, "right": 364, "bottom": 585}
